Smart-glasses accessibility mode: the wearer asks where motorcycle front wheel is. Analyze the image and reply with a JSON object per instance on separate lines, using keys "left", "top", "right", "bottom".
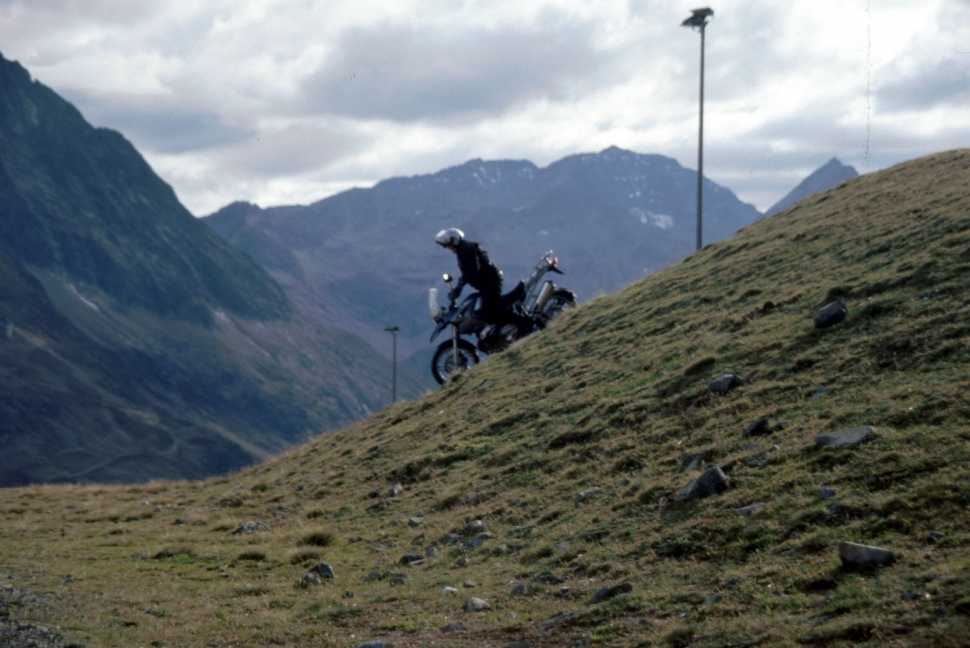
{"left": 541, "top": 289, "right": 577, "bottom": 321}
{"left": 431, "top": 339, "right": 479, "bottom": 384}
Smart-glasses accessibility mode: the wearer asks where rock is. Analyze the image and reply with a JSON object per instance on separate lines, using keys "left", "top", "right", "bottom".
{"left": 510, "top": 525, "right": 535, "bottom": 536}
{"left": 425, "top": 547, "right": 438, "bottom": 558}
{"left": 363, "top": 571, "right": 381, "bottom": 582}
{"left": 510, "top": 583, "right": 528, "bottom": 596}
{"left": 343, "top": 591, "right": 354, "bottom": 599}
{"left": 456, "top": 556, "right": 469, "bottom": 566}
{"left": 386, "top": 483, "right": 404, "bottom": 498}
{"left": 389, "top": 574, "right": 407, "bottom": 586}
{"left": 536, "top": 573, "right": 566, "bottom": 585}
{"left": 675, "top": 465, "right": 729, "bottom": 502}
{"left": 928, "top": 531, "right": 946, "bottom": 544}
{"left": 231, "top": 521, "right": 268, "bottom": 534}
{"left": 576, "top": 487, "right": 604, "bottom": 504}
{"left": 819, "top": 486, "right": 837, "bottom": 498}
{"left": 309, "top": 563, "right": 336, "bottom": 580}
{"left": 743, "top": 418, "right": 771, "bottom": 438}
{"left": 463, "top": 492, "right": 480, "bottom": 505}
{"left": 463, "top": 580, "right": 477, "bottom": 588}
{"left": 444, "top": 533, "right": 464, "bottom": 545}
{"left": 442, "top": 587, "right": 459, "bottom": 596}
{"left": 814, "top": 300, "right": 847, "bottom": 329}
{"left": 708, "top": 374, "right": 748, "bottom": 394}
{"left": 536, "top": 610, "right": 581, "bottom": 630}
{"left": 463, "top": 532, "right": 493, "bottom": 549}
{"left": 399, "top": 553, "right": 425, "bottom": 566}
{"left": 300, "top": 571, "right": 321, "bottom": 587}
{"left": 590, "top": 582, "right": 633, "bottom": 603}
{"left": 465, "top": 520, "right": 485, "bottom": 533}
{"left": 355, "top": 642, "right": 385, "bottom": 648}
{"left": 735, "top": 502, "right": 766, "bottom": 517}
{"left": 815, "top": 426, "right": 874, "bottom": 448}
{"left": 465, "top": 597, "right": 491, "bottom": 612}
{"left": 443, "top": 621, "right": 465, "bottom": 632}
{"left": 839, "top": 541, "right": 896, "bottom": 567}
{"left": 368, "top": 486, "right": 383, "bottom": 498}
{"left": 408, "top": 517, "right": 423, "bottom": 527}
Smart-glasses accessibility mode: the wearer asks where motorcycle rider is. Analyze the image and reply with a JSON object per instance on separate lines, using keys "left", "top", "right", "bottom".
{"left": 435, "top": 228, "right": 537, "bottom": 336}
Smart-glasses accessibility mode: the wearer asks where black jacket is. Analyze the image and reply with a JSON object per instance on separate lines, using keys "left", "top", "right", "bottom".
{"left": 456, "top": 240, "right": 501, "bottom": 289}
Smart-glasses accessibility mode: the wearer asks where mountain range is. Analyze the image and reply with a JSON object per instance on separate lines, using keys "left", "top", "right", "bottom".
{"left": 0, "top": 52, "right": 424, "bottom": 486}
{"left": 203, "top": 148, "right": 767, "bottom": 380}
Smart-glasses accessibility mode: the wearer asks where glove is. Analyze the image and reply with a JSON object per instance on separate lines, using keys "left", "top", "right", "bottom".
{"left": 447, "top": 287, "right": 461, "bottom": 302}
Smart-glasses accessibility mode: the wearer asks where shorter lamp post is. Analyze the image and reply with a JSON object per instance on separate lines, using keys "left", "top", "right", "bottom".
{"left": 384, "top": 326, "right": 399, "bottom": 402}
{"left": 681, "top": 7, "right": 714, "bottom": 252}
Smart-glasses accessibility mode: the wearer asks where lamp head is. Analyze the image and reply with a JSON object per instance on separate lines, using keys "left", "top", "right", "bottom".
{"left": 681, "top": 7, "right": 714, "bottom": 28}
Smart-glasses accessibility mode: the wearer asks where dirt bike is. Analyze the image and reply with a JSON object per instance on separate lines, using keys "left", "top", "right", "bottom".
{"left": 428, "top": 251, "right": 577, "bottom": 384}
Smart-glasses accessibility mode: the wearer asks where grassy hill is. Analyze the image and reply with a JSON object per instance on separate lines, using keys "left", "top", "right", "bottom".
{"left": 1, "top": 150, "right": 969, "bottom": 647}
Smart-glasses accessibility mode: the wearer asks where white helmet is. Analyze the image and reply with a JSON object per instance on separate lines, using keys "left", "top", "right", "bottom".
{"left": 434, "top": 228, "right": 464, "bottom": 247}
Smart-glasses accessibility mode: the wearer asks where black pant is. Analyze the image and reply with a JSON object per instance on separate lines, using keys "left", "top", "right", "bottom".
{"left": 478, "top": 278, "right": 533, "bottom": 333}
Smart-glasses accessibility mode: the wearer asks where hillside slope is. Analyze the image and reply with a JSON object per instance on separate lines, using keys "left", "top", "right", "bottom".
{"left": 1, "top": 150, "right": 968, "bottom": 647}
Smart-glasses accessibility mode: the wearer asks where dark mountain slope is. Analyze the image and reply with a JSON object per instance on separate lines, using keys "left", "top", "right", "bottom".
{"left": 0, "top": 53, "right": 424, "bottom": 486}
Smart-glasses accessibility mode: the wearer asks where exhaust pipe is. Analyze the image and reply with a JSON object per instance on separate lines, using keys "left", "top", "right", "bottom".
{"left": 534, "top": 281, "right": 554, "bottom": 314}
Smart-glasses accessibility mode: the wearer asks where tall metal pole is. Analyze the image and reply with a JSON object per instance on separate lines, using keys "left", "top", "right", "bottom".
{"left": 682, "top": 7, "right": 713, "bottom": 252}
{"left": 384, "top": 326, "right": 399, "bottom": 402}
{"left": 696, "top": 21, "right": 706, "bottom": 252}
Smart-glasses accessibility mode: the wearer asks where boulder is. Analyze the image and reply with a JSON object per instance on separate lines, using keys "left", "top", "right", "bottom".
{"left": 814, "top": 300, "right": 847, "bottom": 329}
{"left": 708, "top": 374, "right": 749, "bottom": 394}
{"left": 675, "top": 465, "right": 729, "bottom": 502}
{"left": 465, "top": 597, "right": 491, "bottom": 612}
{"left": 839, "top": 541, "right": 895, "bottom": 567}
{"left": 590, "top": 582, "right": 633, "bottom": 603}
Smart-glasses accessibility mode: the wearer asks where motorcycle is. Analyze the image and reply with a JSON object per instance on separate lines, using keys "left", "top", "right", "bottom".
{"left": 428, "top": 251, "right": 577, "bottom": 384}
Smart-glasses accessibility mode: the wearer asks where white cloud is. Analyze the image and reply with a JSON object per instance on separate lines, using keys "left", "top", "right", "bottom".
{"left": 1, "top": 0, "right": 967, "bottom": 214}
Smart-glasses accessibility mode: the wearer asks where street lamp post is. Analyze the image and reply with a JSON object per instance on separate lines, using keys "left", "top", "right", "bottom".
{"left": 384, "top": 326, "right": 399, "bottom": 403}
{"left": 682, "top": 7, "right": 714, "bottom": 252}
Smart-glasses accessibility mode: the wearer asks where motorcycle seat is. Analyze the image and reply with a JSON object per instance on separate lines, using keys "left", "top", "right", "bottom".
{"left": 501, "top": 281, "right": 526, "bottom": 308}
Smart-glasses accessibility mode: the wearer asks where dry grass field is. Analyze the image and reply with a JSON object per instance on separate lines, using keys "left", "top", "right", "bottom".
{"left": 2, "top": 149, "right": 969, "bottom": 647}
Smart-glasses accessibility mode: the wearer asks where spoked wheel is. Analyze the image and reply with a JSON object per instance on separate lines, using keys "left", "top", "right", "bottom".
{"left": 431, "top": 339, "right": 479, "bottom": 384}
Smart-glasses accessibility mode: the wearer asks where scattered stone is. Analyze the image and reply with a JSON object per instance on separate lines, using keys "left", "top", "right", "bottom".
{"left": 576, "top": 487, "right": 604, "bottom": 504}
{"left": 839, "top": 541, "right": 896, "bottom": 567}
{"left": 174, "top": 516, "right": 191, "bottom": 525}
{"left": 465, "top": 597, "right": 491, "bottom": 612}
{"left": 308, "top": 563, "right": 335, "bottom": 580}
{"left": 510, "top": 525, "right": 535, "bottom": 536}
{"left": 675, "top": 465, "right": 730, "bottom": 502}
{"left": 815, "top": 427, "right": 874, "bottom": 448}
{"left": 426, "top": 547, "right": 438, "bottom": 558}
{"left": 828, "top": 503, "right": 843, "bottom": 514}
{"left": 819, "top": 486, "right": 837, "bottom": 499}
{"left": 463, "top": 532, "right": 493, "bottom": 549}
{"left": 536, "top": 610, "right": 581, "bottom": 630}
{"left": 536, "top": 573, "right": 566, "bottom": 585}
{"left": 735, "top": 502, "right": 766, "bottom": 517}
{"left": 465, "top": 520, "right": 485, "bottom": 533}
{"left": 387, "top": 483, "right": 404, "bottom": 498}
{"left": 463, "top": 492, "right": 480, "bottom": 505}
{"left": 408, "top": 517, "right": 423, "bottom": 527}
{"left": 743, "top": 418, "right": 771, "bottom": 438}
{"left": 590, "top": 582, "right": 633, "bottom": 604}
{"left": 442, "top": 587, "right": 459, "bottom": 596}
{"left": 511, "top": 584, "right": 528, "bottom": 597}
{"left": 389, "top": 574, "right": 407, "bottom": 586}
{"left": 814, "top": 300, "right": 847, "bottom": 329}
{"left": 300, "top": 571, "right": 322, "bottom": 587}
{"left": 355, "top": 642, "right": 385, "bottom": 648}
{"left": 708, "top": 374, "right": 749, "bottom": 394}
{"left": 411, "top": 533, "right": 425, "bottom": 545}
{"left": 928, "top": 531, "right": 946, "bottom": 544}
{"left": 681, "top": 448, "right": 716, "bottom": 472}
{"left": 363, "top": 571, "right": 381, "bottom": 582}
{"left": 463, "top": 580, "right": 477, "bottom": 588}
{"left": 812, "top": 387, "right": 830, "bottom": 399}
{"left": 399, "top": 553, "right": 425, "bottom": 566}
{"left": 443, "top": 621, "right": 465, "bottom": 633}
{"left": 343, "top": 591, "right": 354, "bottom": 599}
{"left": 368, "top": 486, "right": 383, "bottom": 498}
{"left": 231, "top": 521, "right": 268, "bottom": 535}
{"left": 456, "top": 556, "right": 469, "bottom": 566}
{"left": 444, "top": 533, "right": 464, "bottom": 545}
{"left": 614, "top": 477, "right": 632, "bottom": 487}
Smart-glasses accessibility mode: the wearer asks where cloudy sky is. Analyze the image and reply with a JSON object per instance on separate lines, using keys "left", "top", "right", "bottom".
{"left": 2, "top": 0, "right": 967, "bottom": 215}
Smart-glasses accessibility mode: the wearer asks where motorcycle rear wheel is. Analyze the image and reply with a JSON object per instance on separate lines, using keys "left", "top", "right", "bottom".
{"left": 542, "top": 289, "right": 577, "bottom": 321}
{"left": 431, "top": 339, "right": 479, "bottom": 384}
